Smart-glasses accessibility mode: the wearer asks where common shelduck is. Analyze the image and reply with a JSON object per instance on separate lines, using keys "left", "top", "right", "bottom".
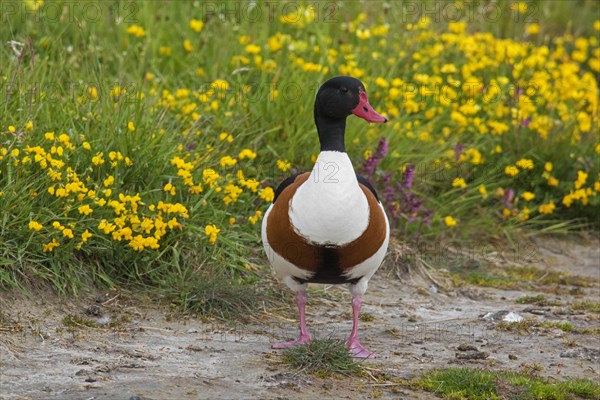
{"left": 261, "top": 76, "right": 390, "bottom": 358}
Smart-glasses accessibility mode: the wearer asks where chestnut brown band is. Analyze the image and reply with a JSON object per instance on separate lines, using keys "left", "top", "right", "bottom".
{"left": 266, "top": 173, "right": 387, "bottom": 274}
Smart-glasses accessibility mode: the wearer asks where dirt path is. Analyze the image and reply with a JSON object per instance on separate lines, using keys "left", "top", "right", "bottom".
{"left": 1, "top": 236, "right": 598, "bottom": 399}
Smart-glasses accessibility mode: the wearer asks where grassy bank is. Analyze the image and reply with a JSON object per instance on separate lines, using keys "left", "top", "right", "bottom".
{"left": 1, "top": 0, "right": 599, "bottom": 295}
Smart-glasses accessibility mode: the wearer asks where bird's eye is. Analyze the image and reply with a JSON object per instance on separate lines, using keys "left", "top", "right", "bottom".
{"left": 340, "top": 87, "right": 348, "bottom": 93}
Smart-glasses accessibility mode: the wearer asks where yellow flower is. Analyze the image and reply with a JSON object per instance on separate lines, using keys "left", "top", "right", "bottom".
{"left": 526, "top": 23, "right": 540, "bottom": 35}
{"left": 516, "top": 159, "right": 534, "bottom": 170}
{"left": 577, "top": 112, "right": 591, "bottom": 132}
{"left": 81, "top": 229, "right": 92, "bottom": 242}
{"left": 92, "top": 152, "right": 105, "bottom": 166}
{"left": 219, "top": 156, "right": 237, "bottom": 167}
{"left": 223, "top": 184, "right": 243, "bottom": 205}
{"left": 479, "top": 185, "right": 488, "bottom": 199}
{"left": 8, "top": 126, "right": 16, "bottom": 133}
{"left": 205, "top": 224, "right": 221, "bottom": 244}
{"left": 203, "top": 168, "right": 220, "bottom": 187}
{"left": 259, "top": 187, "right": 275, "bottom": 203}
{"left": 45, "top": 132, "right": 55, "bottom": 141}
{"left": 276, "top": 159, "right": 291, "bottom": 172}
{"left": 78, "top": 205, "right": 93, "bottom": 215}
{"left": 126, "top": 25, "right": 146, "bottom": 38}
{"left": 521, "top": 192, "right": 535, "bottom": 201}
{"left": 183, "top": 39, "right": 193, "bottom": 53}
{"left": 249, "top": 210, "right": 263, "bottom": 225}
{"left": 448, "top": 21, "right": 467, "bottom": 34}
{"left": 239, "top": 178, "right": 260, "bottom": 192}
{"left": 219, "top": 132, "right": 234, "bottom": 142}
{"left": 441, "top": 64, "right": 457, "bottom": 73}
{"left": 128, "top": 121, "right": 135, "bottom": 132}
{"left": 538, "top": 202, "right": 556, "bottom": 214}
{"left": 505, "top": 165, "right": 520, "bottom": 176}
{"left": 452, "top": 177, "right": 467, "bottom": 189}
{"left": 42, "top": 238, "right": 60, "bottom": 253}
{"left": 103, "top": 175, "right": 114, "bottom": 187}
{"left": 375, "top": 77, "right": 389, "bottom": 88}
{"left": 159, "top": 46, "right": 172, "bottom": 56}
{"left": 547, "top": 176, "right": 559, "bottom": 187}
{"left": 82, "top": 142, "right": 91, "bottom": 150}
{"left": 24, "top": 121, "right": 34, "bottom": 131}
{"left": 163, "top": 183, "right": 176, "bottom": 195}
{"left": 563, "top": 194, "right": 574, "bottom": 207}
{"left": 511, "top": 2, "right": 528, "bottom": 13}
{"left": 444, "top": 216, "right": 457, "bottom": 227}
{"left": 189, "top": 19, "right": 204, "bottom": 32}
{"left": 268, "top": 33, "right": 286, "bottom": 52}
{"left": 574, "top": 170, "right": 588, "bottom": 189}
{"left": 229, "top": 217, "right": 236, "bottom": 225}
{"left": 238, "top": 148, "right": 257, "bottom": 160}
{"left": 28, "top": 221, "right": 43, "bottom": 232}
{"left": 544, "top": 162, "right": 553, "bottom": 172}
{"left": 245, "top": 44, "right": 261, "bottom": 54}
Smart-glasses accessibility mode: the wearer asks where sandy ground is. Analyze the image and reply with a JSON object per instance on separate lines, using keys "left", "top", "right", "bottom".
{"left": 1, "top": 236, "right": 598, "bottom": 400}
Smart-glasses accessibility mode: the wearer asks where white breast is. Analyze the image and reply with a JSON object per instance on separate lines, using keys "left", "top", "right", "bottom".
{"left": 289, "top": 151, "right": 369, "bottom": 245}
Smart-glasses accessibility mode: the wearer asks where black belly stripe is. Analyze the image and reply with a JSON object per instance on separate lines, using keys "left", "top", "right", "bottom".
{"left": 293, "top": 245, "right": 362, "bottom": 285}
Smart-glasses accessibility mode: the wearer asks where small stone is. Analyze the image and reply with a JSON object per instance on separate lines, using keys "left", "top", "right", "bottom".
{"left": 455, "top": 351, "right": 489, "bottom": 360}
{"left": 509, "top": 354, "right": 518, "bottom": 360}
{"left": 85, "top": 305, "right": 102, "bottom": 316}
{"left": 482, "top": 310, "right": 523, "bottom": 322}
{"left": 457, "top": 343, "right": 478, "bottom": 352}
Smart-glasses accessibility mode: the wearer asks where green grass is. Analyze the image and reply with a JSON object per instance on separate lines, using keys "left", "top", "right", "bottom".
{"left": 162, "top": 264, "right": 263, "bottom": 320}
{"left": 515, "top": 294, "right": 562, "bottom": 306}
{"left": 1, "top": 0, "right": 599, "bottom": 296}
{"left": 569, "top": 300, "right": 600, "bottom": 313}
{"left": 282, "top": 339, "right": 363, "bottom": 377}
{"left": 408, "top": 367, "right": 600, "bottom": 400}
{"left": 456, "top": 264, "right": 599, "bottom": 292}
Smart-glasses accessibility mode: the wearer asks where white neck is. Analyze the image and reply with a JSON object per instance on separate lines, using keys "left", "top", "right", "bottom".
{"left": 289, "top": 151, "right": 369, "bottom": 245}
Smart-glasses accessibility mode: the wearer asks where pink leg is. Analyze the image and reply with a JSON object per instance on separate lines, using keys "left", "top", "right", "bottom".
{"left": 346, "top": 294, "right": 375, "bottom": 358}
{"left": 272, "top": 290, "right": 312, "bottom": 349}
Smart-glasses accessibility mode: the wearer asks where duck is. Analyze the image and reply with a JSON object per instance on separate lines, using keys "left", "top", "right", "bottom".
{"left": 261, "top": 76, "right": 390, "bottom": 358}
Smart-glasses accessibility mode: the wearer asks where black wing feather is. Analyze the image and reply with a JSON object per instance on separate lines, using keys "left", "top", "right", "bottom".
{"left": 272, "top": 172, "right": 304, "bottom": 203}
{"left": 356, "top": 174, "right": 381, "bottom": 203}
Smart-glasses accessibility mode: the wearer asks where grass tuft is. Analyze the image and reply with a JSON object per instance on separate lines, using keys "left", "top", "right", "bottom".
{"left": 515, "top": 295, "right": 562, "bottom": 306}
{"left": 569, "top": 300, "right": 600, "bottom": 313}
{"left": 408, "top": 367, "right": 600, "bottom": 400}
{"left": 163, "top": 266, "right": 262, "bottom": 320}
{"left": 282, "top": 339, "right": 363, "bottom": 377}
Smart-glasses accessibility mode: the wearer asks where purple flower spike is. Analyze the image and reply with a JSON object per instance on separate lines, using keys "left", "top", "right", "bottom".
{"left": 376, "top": 137, "right": 388, "bottom": 158}
{"left": 454, "top": 142, "right": 464, "bottom": 161}
{"left": 362, "top": 137, "right": 388, "bottom": 178}
{"left": 402, "top": 164, "right": 415, "bottom": 190}
{"left": 503, "top": 188, "right": 515, "bottom": 208}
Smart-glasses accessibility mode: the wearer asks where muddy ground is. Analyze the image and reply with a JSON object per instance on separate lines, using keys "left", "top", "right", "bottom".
{"left": 1, "top": 236, "right": 599, "bottom": 400}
